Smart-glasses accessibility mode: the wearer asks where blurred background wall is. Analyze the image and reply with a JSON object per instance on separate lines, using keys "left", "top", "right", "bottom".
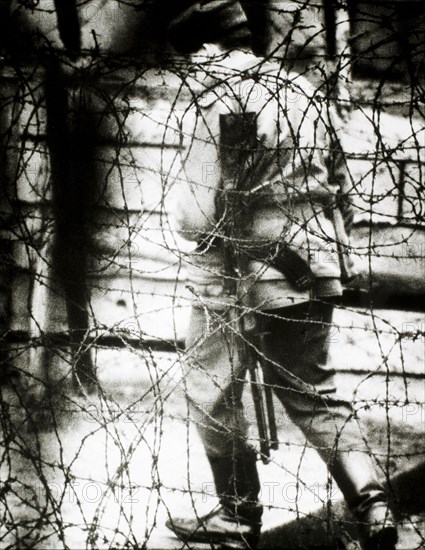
{"left": 0, "top": 0, "right": 424, "bottom": 389}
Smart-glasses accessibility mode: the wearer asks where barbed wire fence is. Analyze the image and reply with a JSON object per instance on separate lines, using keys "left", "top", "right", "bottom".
{"left": 0, "top": 1, "right": 424, "bottom": 548}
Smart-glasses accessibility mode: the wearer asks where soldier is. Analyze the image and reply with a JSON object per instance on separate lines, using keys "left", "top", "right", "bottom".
{"left": 165, "top": 2, "right": 398, "bottom": 549}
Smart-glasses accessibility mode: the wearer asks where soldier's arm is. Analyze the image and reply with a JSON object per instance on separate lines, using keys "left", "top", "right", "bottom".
{"left": 174, "top": 110, "right": 222, "bottom": 243}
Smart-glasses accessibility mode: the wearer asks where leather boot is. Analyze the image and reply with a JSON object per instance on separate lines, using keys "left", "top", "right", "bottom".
{"left": 330, "top": 451, "right": 398, "bottom": 550}
{"left": 166, "top": 447, "right": 263, "bottom": 549}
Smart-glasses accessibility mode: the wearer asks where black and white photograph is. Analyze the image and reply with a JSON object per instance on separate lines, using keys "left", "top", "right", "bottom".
{"left": 0, "top": 1, "right": 424, "bottom": 549}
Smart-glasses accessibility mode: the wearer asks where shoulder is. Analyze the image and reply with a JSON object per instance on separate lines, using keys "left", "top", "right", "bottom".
{"left": 194, "top": 52, "right": 277, "bottom": 108}
{"left": 249, "top": 64, "right": 324, "bottom": 113}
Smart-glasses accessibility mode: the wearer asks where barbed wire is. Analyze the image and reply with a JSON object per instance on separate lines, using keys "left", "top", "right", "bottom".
{"left": 0, "top": 1, "right": 424, "bottom": 549}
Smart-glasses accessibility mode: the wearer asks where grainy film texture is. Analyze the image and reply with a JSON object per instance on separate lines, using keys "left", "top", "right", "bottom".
{"left": 0, "top": 1, "right": 424, "bottom": 549}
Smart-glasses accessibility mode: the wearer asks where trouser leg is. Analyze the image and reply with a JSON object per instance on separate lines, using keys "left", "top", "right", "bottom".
{"left": 166, "top": 306, "right": 262, "bottom": 548}
{"left": 183, "top": 306, "right": 262, "bottom": 513}
{"left": 259, "top": 301, "right": 364, "bottom": 457}
{"left": 183, "top": 305, "right": 251, "bottom": 458}
{"left": 259, "top": 301, "right": 396, "bottom": 549}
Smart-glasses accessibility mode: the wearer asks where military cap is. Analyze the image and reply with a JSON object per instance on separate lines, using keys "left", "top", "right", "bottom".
{"left": 167, "top": 0, "right": 252, "bottom": 52}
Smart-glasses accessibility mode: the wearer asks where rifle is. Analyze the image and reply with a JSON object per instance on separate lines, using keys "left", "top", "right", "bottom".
{"left": 219, "top": 112, "right": 278, "bottom": 464}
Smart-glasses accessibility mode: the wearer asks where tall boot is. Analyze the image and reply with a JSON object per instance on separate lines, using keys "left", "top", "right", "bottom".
{"left": 330, "top": 451, "right": 398, "bottom": 550}
{"left": 166, "top": 447, "right": 263, "bottom": 549}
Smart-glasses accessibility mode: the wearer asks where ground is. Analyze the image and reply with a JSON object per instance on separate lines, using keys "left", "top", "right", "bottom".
{"left": 0, "top": 308, "right": 424, "bottom": 549}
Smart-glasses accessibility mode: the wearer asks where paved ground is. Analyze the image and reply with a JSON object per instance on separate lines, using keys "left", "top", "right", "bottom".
{"left": 1, "top": 308, "right": 424, "bottom": 549}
